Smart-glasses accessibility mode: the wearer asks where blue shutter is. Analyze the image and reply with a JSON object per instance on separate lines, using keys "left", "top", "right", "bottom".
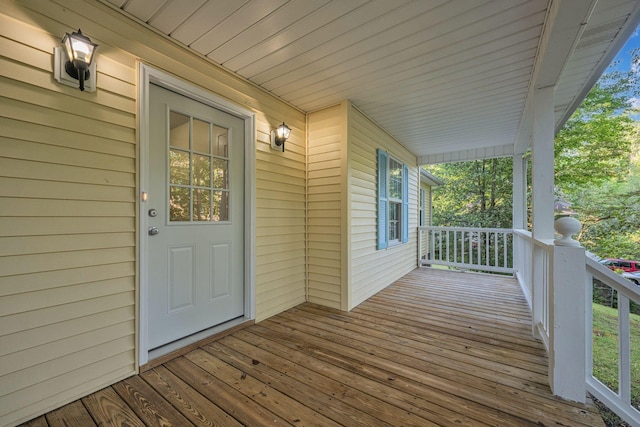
{"left": 420, "top": 188, "right": 426, "bottom": 226}
{"left": 401, "top": 164, "right": 409, "bottom": 243}
{"left": 377, "top": 149, "right": 388, "bottom": 250}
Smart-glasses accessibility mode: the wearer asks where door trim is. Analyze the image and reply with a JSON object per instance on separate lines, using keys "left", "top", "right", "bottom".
{"left": 137, "top": 63, "right": 256, "bottom": 366}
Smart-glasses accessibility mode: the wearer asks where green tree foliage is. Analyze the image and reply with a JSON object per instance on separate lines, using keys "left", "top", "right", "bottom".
{"left": 556, "top": 48, "right": 640, "bottom": 260}
{"left": 555, "top": 70, "right": 636, "bottom": 189}
{"left": 429, "top": 158, "right": 513, "bottom": 228}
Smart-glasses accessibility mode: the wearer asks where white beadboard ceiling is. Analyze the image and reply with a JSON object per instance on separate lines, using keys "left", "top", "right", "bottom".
{"left": 105, "top": 0, "right": 640, "bottom": 164}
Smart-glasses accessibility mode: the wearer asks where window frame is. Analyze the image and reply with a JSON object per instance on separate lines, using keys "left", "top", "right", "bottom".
{"left": 377, "top": 149, "right": 409, "bottom": 249}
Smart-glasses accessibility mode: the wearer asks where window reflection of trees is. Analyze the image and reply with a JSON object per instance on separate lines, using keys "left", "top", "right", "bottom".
{"left": 168, "top": 111, "right": 229, "bottom": 222}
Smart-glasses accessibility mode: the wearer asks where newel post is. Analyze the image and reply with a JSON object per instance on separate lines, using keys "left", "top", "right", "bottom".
{"left": 549, "top": 216, "right": 586, "bottom": 402}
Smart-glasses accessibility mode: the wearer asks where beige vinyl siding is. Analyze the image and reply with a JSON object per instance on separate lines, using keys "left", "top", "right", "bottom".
{"left": 307, "top": 104, "right": 346, "bottom": 309}
{"left": 0, "top": 0, "right": 305, "bottom": 425}
{"left": 348, "top": 105, "right": 418, "bottom": 309}
{"left": 0, "top": 4, "right": 137, "bottom": 424}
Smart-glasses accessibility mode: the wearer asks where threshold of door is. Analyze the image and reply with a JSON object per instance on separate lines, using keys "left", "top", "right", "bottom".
{"left": 141, "top": 317, "right": 254, "bottom": 373}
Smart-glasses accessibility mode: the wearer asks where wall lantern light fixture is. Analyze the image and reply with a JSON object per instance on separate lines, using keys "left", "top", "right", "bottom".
{"left": 54, "top": 29, "right": 98, "bottom": 92}
{"left": 270, "top": 122, "right": 291, "bottom": 152}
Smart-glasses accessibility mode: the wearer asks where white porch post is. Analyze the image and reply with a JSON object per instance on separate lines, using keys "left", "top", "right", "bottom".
{"left": 551, "top": 233, "right": 586, "bottom": 403}
{"left": 531, "top": 86, "right": 587, "bottom": 403}
{"left": 531, "top": 86, "right": 555, "bottom": 338}
{"left": 512, "top": 154, "right": 527, "bottom": 230}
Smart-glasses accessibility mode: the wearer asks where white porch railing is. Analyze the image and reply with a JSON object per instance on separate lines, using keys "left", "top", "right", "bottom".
{"left": 513, "top": 230, "right": 640, "bottom": 425}
{"left": 585, "top": 257, "right": 640, "bottom": 425}
{"left": 418, "top": 226, "right": 513, "bottom": 274}
{"left": 420, "top": 225, "right": 640, "bottom": 425}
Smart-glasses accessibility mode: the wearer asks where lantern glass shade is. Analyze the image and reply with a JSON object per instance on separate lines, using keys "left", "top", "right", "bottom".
{"left": 276, "top": 122, "right": 291, "bottom": 140}
{"left": 62, "top": 29, "right": 97, "bottom": 70}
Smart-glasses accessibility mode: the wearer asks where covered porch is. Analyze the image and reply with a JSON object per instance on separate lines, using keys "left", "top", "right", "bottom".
{"left": 21, "top": 268, "right": 604, "bottom": 427}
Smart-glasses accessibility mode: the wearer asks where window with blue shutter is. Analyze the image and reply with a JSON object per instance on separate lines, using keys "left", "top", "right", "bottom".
{"left": 401, "top": 164, "right": 409, "bottom": 243}
{"left": 377, "top": 149, "right": 409, "bottom": 249}
{"left": 377, "top": 149, "right": 388, "bottom": 250}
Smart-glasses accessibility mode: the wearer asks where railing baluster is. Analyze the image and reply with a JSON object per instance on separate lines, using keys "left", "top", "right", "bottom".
{"left": 416, "top": 226, "right": 514, "bottom": 274}
{"left": 619, "top": 294, "right": 631, "bottom": 404}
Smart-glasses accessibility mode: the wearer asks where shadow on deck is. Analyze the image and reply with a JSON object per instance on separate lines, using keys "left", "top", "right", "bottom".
{"left": 21, "top": 268, "right": 604, "bottom": 427}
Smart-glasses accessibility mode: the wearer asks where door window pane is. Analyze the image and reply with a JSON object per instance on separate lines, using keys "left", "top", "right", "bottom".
{"left": 193, "top": 119, "right": 211, "bottom": 154}
{"left": 193, "top": 189, "right": 211, "bottom": 221}
{"left": 213, "top": 190, "right": 229, "bottom": 221}
{"left": 193, "top": 154, "right": 211, "bottom": 187}
{"left": 170, "top": 112, "right": 190, "bottom": 150}
{"left": 212, "top": 159, "right": 228, "bottom": 189}
{"left": 169, "top": 150, "right": 190, "bottom": 185}
{"left": 170, "top": 186, "right": 190, "bottom": 221}
{"left": 168, "top": 110, "right": 230, "bottom": 223}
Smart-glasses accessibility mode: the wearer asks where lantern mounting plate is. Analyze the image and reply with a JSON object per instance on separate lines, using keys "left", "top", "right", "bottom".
{"left": 54, "top": 47, "right": 97, "bottom": 92}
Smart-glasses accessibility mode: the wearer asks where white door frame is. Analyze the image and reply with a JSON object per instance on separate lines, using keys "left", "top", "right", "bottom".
{"left": 137, "top": 63, "right": 256, "bottom": 366}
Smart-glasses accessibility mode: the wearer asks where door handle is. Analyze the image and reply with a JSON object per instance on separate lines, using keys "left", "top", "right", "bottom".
{"left": 148, "top": 226, "right": 159, "bottom": 236}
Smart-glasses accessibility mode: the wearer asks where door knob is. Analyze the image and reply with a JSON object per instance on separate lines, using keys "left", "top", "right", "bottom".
{"left": 148, "top": 226, "right": 159, "bottom": 236}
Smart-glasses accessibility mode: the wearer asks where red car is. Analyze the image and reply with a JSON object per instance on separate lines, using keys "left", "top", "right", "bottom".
{"left": 600, "top": 258, "right": 640, "bottom": 272}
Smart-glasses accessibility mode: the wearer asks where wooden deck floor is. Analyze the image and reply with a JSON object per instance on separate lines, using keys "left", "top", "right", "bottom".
{"left": 21, "top": 268, "right": 604, "bottom": 427}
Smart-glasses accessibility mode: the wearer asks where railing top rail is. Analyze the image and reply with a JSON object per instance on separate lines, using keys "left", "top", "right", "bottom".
{"left": 586, "top": 256, "right": 640, "bottom": 301}
{"left": 419, "top": 226, "right": 513, "bottom": 233}
{"left": 513, "top": 229, "right": 532, "bottom": 238}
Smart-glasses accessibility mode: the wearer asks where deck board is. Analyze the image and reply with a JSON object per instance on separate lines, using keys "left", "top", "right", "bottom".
{"left": 19, "top": 268, "right": 605, "bottom": 427}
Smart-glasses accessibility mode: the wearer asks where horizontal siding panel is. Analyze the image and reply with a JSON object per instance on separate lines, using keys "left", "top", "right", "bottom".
{"left": 308, "top": 217, "right": 341, "bottom": 227}
{"left": 0, "top": 306, "right": 134, "bottom": 359}
{"left": 0, "top": 117, "right": 135, "bottom": 158}
{"left": 0, "top": 53, "right": 135, "bottom": 114}
{"left": 308, "top": 265, "right": 340, "bottom": 277}
{"left": 0, "top": 277, "right": 134, "bottom": 316}
{"left": 256, "top": 198, "right": 305, "bottom": 210}
{"left": 308, "top": 201, "right": 340, "bottom": 211}
{"left": 0, "top": 137, "right": 135, "bottom": 172}
{"left": 256, "top": 241, "right": 305, "bottom": 257}
{"left": 309, "top": 249, "right": 340, "bottom": 260}
{"left": 254, "top": 217, "right": 305, "bottom": 228}
{"left": 256, "top": 249, "right": 308, "bottom": 266}
{"left": 255, "top": 265, "right": 306, "bottom": 287}
{"left": 256, "top": 179, "right": 305, "bottom": 195}
{"left": 0, "top": 247, "right": 134, "bottom": 277}
{"left": 0, "top": 158, "right": 134, "bottom": 188}
{"left": 0, "top": 262, "right": 134, "bottom": 296}
{"left": 0, "top": 324, "right": 134, "bottom": 388}
{"left": 0, "top": 198, "right": 133, "bottom": 218}
{"left": 257, "top": 188, "right": 305, "bottom": 203}
{"left": 0, "top": 75, "right": 135, "bottom": 128}
{"left": 2, "top": 365, "right": 134, "bottom": 427}
{"left": 307, "top": 241, "right": 340, "bottom": 252}
{"left": 256, "top": 225, "right": 305, "bottom": 237}
{"left": 307, "top": 226, "right": 341, "bottom": 236}
{"left": 1, "top": 291, "right": 134, "bottom": 339}
{"left": 255, "top": 257, "right": 306, "bottom": 276}
{"left": 0, "top": 177, "right": 133, "bottom": 202}
{"left": 308, "top": 192, "right": 341, "bottom": 202}
{"left": 307, "top": 287, "right": 341, "bottom": 301}
{"left": 309, "top": 142, "right": 342, "bottom": 156}
{"left": 255, "top": 294, "right": 305, "bottom": 323}
{"left": 256, "top": 169, "right": 305, "bottom": 187}
{"left": 256, "top": 208, "right": 305, "bottom": 219}
{"left": 0, "top": 217, "right": 134, "bottom": 237}
{"left": 255, "top": 234, "right": 305, "bottom": 247}
{"left": 0, "top": 96, "right": 134, "bottom": 144}
{"left": 308, "top": 272, "right": 341, "bottom": 285}
{"left": 308, "top": 168, "right": 341, "bottom": 180}
{"left": 308, "top": 184, "right": 341, "bottom": 194}
{"left": 0, "top": 232, "right": 134, "bottom": 256}
{"left": 0, "top": 349, "right": 135, "bottom": 424}
{"left": 306, "top": 295, "right": 341, "bottom": 310}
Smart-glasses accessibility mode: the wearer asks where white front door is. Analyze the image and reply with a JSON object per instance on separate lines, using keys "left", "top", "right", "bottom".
{"left": 146, "top": 83, "right": 245, "bottom": 350}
